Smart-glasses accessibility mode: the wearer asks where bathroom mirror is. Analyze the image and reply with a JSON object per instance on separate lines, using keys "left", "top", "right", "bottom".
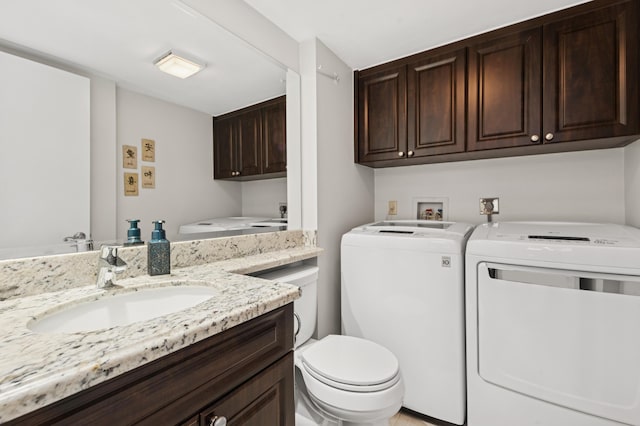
{"left": 0, "top": 0, "right": 298, "bottom": 260}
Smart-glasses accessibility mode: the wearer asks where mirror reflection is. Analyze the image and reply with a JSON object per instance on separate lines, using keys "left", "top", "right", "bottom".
{"left": 0, "top": 0, "right": 290, "bottom": 260}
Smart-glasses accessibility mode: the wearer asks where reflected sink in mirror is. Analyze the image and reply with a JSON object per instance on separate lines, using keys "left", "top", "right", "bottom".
{"left": 28, "top": 284, "right": 219, "bottom": 334}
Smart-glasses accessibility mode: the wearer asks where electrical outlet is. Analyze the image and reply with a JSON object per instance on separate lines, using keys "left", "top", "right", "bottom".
{"left": 388, "top": 200, "right": 398, "bottom": 216}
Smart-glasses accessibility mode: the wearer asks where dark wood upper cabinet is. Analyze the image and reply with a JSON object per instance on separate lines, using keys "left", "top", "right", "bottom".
{"left": 237, "top": 109, "right": 262, "bottom": 177}
{"left": 213, "top": 110, "right": 261, "bottom": 179}
{"left": 543, "top": 0, "right": 639, "bottom": 143}
{"left": 213, "top": 96, "right": 286, "bottom": 180}
{"left": 357, "top": 64, "right": 407, "bottom": 162}
{"left": 408, "top": 47, "right": 466, "bottom": 156}
{"left": 467, "top": 28, "right": 542, "bottom": 151}
{"left": 213, "top": 116, "right": 236, "bottom": 179}
{"left": 354, "top": 0, "right": 640, "bottom": 167}
{"left": 261, "top": 97, "right": 287, "bottom": 174}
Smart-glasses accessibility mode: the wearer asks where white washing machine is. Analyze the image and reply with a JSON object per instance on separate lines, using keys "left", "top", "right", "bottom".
{"left": 341, "top": 220, "right": 474, "bottom": 425}
{"left": 466, "top": 222, "right": 640, "bottom": 426}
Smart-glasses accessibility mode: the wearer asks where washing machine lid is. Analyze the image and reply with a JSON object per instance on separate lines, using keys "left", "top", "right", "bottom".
{"left": 300, "top": 335, "right": 400, "bottom": 390}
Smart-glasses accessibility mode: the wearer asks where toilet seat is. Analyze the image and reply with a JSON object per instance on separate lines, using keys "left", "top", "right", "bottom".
{"left": 297, "top": 335, "right": 404, "bottom": 419}
{"left": 300, "top": 335, "right": 401, "bottom": 392}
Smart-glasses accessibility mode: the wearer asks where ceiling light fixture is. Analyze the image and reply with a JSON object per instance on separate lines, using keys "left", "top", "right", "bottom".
{"left": 154, "top": 51, "right": 205, "bottom": 79}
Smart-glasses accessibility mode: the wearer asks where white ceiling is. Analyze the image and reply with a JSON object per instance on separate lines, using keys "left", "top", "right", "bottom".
{"left": 0, "top": 0, "right": 286, "bottom": 116}
{"left": 243, "top": 0, "right": 592, "bottom": 69}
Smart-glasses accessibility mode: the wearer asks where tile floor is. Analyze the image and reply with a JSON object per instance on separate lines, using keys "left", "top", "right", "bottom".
{"left": 390, "top": 410, "right": 438, "bottom": 426}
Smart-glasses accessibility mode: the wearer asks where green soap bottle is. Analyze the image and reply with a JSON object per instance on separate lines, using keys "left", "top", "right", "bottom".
{"left": 148, "top": 220, "right": 170, "bottom": 276}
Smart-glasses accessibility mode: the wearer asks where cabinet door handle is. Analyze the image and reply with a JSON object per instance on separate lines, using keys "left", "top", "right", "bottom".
{"left": 407, "top": 150, "right": 414, "bottom": 157}
{"left": 530, "top": 134, "right": 540, "bottom": 143}
{"left": 209, "top": 415, "right": 227, "bottom": 426}
{"left": 545, "top": 133, "right": 554, "bottom": 141}
{"left": 398, "top": 151, "right": 405, "bottom": 157}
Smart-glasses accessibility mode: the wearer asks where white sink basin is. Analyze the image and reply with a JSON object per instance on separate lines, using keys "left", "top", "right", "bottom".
{"left": 28, "top": 285, "right": 219, "bottom": 334}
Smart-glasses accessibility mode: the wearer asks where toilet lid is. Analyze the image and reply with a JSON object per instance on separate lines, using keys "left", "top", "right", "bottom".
{"left": 300, "top": 335, "right": 400, "bottom": 390}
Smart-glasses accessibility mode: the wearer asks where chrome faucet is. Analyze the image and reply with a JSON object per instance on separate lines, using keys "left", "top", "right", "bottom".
{"left": 64, "top": 231, "right": 94, "bottom": 252}
{"left": 96, "top": 245, "right": 127, "bottom": 289}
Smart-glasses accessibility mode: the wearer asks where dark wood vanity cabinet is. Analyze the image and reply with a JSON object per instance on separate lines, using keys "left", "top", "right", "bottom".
{"left": 8, "top": 304, "right": 294, "bottom": 426}
{"left": 213, "top": 96, "right": 286, "bottom": 180}
{"left": 356, "top": 46, "right": 465, "bottom": 163}
{"left": 355, "top": 0, "right": 640, "bottom": 167}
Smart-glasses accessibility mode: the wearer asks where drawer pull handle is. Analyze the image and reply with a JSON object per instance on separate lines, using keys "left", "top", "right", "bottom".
{"left": 398, "top": 151, "right": 405, "bottom": 157}
{"left": 530, "top": 134, "right": 540, "bottom": 143}
{"left": 209, "top": 415, "right": 227, "bottom": 426}
{"left": 407, "top": 150, "right": 414, "bottom": 157}
{"left": 545, "top": 133, "right": 554, "bottom": 141}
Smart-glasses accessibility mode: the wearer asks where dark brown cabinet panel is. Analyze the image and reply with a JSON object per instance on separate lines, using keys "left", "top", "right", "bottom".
{"left": 357, "top": 65, "right": 407, "bottom": 162}
{"left": 261, "top": 97, "right": 287, "bottom": 174}
{"left": 467, "top": 28, "right": 542, "bottom": 151}
{"left": 200, "top": 352, "right": 294, "bottom": 426}
{"left": 8, "top": 305, "right": 294, "bottom": 426}
{"left": 213, "top": 116, "right": 236, "bottom": 179}
{"left": 213, "top": 96, "right": 286, "bottom": 180}
{"left": 408, "top": 47, "right": 466, "bottom": 156}
{"left": 237, "top": 109, "right": 262, "bottom": 177}
{"left": 542, "top": 0, "right": 639, "bottom": 143}
{"left": 214, "top": 110, "right": 261, "bottom": 179}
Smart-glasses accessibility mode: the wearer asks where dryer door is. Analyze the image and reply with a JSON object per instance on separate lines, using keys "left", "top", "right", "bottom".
{"left": 477, "top": 262, "right": 640, "bottom": 426}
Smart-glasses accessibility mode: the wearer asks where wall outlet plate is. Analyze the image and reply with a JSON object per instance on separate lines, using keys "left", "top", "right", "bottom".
{"left": 480, "top": 197, "right": 499, "bottom": 215}
{"left": 388, "top": 200, "right": 398, "bottom": 216}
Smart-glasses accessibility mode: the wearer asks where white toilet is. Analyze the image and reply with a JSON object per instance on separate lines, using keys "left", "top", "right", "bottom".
{"left": 256, "top": 264, "right": 404, "bottom": 425}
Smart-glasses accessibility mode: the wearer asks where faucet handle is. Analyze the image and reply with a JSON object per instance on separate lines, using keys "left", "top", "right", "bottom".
{"left": 100, "top": 245, "right": 118, "bottom": 264}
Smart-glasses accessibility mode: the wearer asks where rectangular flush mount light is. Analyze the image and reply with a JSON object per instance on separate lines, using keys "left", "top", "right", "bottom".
{"left": 154, "top": 51, "right": 205, "bottom": 79}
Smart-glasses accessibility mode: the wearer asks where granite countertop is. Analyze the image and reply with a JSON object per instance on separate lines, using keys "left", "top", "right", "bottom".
{"left": 0, "top": 245, "right": 321, "bottom": 422}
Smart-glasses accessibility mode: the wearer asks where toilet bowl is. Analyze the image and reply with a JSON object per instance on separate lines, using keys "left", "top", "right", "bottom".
{"left": 254, "top": 265, "right": 404, "bottom": 425}
{"left": 297, "top": 336, "right": 404, "bottom": 424}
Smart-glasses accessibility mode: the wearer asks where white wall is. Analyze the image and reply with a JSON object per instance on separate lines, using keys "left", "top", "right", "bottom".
{"left": 90, "top": 77, "right": 117, "bottom": 243}
{"left": 116, "top": 88, "right": 242, "bottom": 241}
{"left": 314, "top": 39, "right": 375, "bottom": 337}
{"left": 0, "top": 50, "right": 90, "bottom": 251}
{"left": 375, "top": 148, "right": 626, "bottom": 225}
{"left": 241, "top": 178, "right": 287, "bottom": 217}
{"left": 624, "top": 139, "right": 640, "bottom": 227}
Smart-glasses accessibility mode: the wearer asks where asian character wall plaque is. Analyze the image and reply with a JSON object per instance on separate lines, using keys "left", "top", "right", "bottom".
{"left": 123, "top": 145, "right": 137, "bottom": 169}
{"left": 142, "top": 166, "right": 155, "bottom": 189}
{"left": 124, "top": 173, "right": 139, "bottom": 196}
{"left": 142, "top": 138, "right": 155, "bottom": 162}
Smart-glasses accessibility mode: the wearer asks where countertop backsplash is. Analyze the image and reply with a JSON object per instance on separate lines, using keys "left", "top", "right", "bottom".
{"left": 0, "top": 230, "right": 316, "bottom": 301}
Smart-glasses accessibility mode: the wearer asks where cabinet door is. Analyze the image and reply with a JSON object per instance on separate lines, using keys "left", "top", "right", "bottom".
{"left": 201, "top": 352, "right": 294, "bottom": 426}
{"left": 262, "top": 97, "right": 287, "bottom": 174}
{"left": 357, "top": 65, "right": 407, "bottom": 162}
{"left": 542, "top": 0, "right": 639, "bottom": 144}
{"left": 236, "top": 109, "right": 262, "bottom": 177}
{"left": 213, "top": 116, "right": 236, "bottom": 179}
{"left": 407, "top": 48, "right": 466, "bottom": 157}
{"left": 468, "top": 28, "right": 542, "bottom": 151}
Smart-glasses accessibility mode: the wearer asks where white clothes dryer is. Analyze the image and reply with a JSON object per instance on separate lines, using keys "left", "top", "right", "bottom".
{"left": 466, "top": 222, "right": 640, "bottom": 426}
{"left": 341, "top": 220, "right": 474, "bottom": 425}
